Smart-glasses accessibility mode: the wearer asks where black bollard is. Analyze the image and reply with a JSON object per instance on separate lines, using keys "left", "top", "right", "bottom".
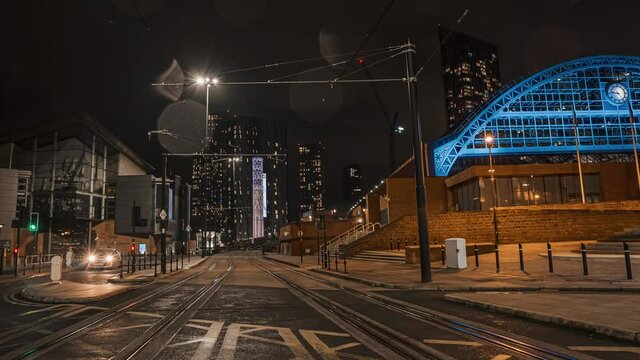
{"left": 154, "top": 253, "right": 158, "bottom": 277}
{"left": 440, "top": 245, "right": 445, "bottom": 265}
{"left": 580, "top": 243, "right": 588, "bottom": 276}
{"left": 120, "top": 254, "right": 123, "bottom": 279}
{"left": 390, "top": 240, "right": 393, "bottom": 250}
{"left": 404, "top": 239, "right": 408, "bottom": 248}
{"left": 414, "top": 239, "right": 417, "bottom": 246}
{"left": 474, "top": 244, "right": 479, "bottom": 268}
{"left": 494, "top": 244, "right": 500, "bottom": 273}
{"left": 546, "top": 242, "right": 554, "bottom": 273}
{"left": 335, "top": 250, "right": 338, "bottom": 271}
{"left": 623, "top": 242, "right": 633, "bottom": 280}
{"left": 518, "top": 243, "right": 524, "bottom": 271}
{"left": 143, "top": 253, "right": 146, "bottom": 270}
{"left": 138, "top": 254, "right": 141, "bottom": 271}
{"left": 396, "top": 239, "right": 400, "bottom": 251}
{"left": 343, "top": 252, "right": 347, "bottom": 273}
{"left": 38, "top": 253, "right": 42, "bottom": 273}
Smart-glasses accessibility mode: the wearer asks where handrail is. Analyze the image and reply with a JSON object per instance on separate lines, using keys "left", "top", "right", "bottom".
{"left": 320, "top": 222, "right": 382, "bottom": 253}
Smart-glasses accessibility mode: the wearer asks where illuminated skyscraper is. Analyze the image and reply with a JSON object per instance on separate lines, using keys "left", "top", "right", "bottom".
{"left": 440, "top": 27, "right": 501, "bottom": 130}
{"left": 343, "top": 164, "right": 363, "bottom": 206}
{"left": 298, "top": 143, "right": 325, "bottom": 216}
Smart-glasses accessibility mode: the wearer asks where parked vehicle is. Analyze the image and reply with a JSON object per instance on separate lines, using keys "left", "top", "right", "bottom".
{"left": 87, "top": 249, "right": 121, "bottom": 270}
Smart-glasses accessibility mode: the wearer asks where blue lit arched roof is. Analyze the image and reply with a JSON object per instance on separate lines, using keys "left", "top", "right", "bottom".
{"left": 431, "top": 55, "right": 640, "bottom": 176}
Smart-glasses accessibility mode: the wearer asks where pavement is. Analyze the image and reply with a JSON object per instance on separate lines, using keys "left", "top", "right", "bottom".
{"left": 264, "top": 241, "right": 640, "bottom": 344}
{"left": 20, "top": 256, "right": 208, "bottom": 303}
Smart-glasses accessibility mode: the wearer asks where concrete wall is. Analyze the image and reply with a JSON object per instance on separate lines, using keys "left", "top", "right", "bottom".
{"left": 347, "top": 201, "right": 640, "bottom": 254}
{"left": 385, "top": 176, "right": 448, "bottom": 223}
{"left": 117, "top": 153, "right": 147, "bottom": 176}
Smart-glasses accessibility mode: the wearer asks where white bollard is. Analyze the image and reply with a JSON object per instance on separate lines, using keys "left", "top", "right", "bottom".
{"left": 65, "top": 250, "right": 73, "bottom": 267}
{"left": 51, "top": 256, "right": 63, "bottom": 281}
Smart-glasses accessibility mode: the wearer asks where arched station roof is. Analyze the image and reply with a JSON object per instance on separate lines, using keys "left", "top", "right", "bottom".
{"left": 431, "top": 55, "right": 640, "bottom": 176}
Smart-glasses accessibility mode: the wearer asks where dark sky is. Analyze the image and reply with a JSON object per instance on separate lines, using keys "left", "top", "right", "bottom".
{"left": 3, "top": 0, "right": 640, "bottom": 212}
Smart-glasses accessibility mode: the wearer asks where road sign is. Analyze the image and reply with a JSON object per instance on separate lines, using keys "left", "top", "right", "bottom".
{"left": 159, "top": 209, "right": 167, "bottom": 220}
{"left": 186, "top": 225, "right": 192, "bottom": 232}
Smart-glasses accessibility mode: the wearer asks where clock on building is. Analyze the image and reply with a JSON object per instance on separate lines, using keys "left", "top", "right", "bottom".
{"left": 605, "top": 82, "right": 629, "bottom": 105}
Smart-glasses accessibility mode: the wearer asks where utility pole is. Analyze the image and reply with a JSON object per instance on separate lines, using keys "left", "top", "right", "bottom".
{"left": 405, "top": 40, "right": 432, "bottom": 283}
{"left": 160, "top": 155, "right": 168, "bottom": 274}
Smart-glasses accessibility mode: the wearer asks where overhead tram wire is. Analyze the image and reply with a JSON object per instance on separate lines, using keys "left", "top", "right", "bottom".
{"left": 415, "top": 9, "right": 469, "bottom": 79}
{"left": 217, "top": 44, "right": 404, "bottom": 76}
{"left": 267, "top": 46, "right": 403, "bottom": 83}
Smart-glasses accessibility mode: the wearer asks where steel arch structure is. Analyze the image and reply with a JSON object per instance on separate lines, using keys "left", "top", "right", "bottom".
{"left": 431, "top": 55, "right": 640, "bottom": 176}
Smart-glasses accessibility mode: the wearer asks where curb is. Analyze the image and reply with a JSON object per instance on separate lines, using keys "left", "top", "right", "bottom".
{"left": 20, "top": 282, "right": 132, "bottom": 304}
{"left": 262, "top": 255, "right": 303, "bottom": 268}
{"left": 107, "top": 257, "right": 209, "bottom": 284}
{"left": 310, "top": 268, "right": 413, "bottom": 289}
{"left": 444, "top": 293, "right": 640, "bottom": 344}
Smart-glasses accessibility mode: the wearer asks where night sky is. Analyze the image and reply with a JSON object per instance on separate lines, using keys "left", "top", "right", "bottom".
{"left": 3, "top": 0, "right": 640, "bottom": 212}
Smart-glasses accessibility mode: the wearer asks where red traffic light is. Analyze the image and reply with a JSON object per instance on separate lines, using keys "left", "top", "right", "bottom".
{"left": 358, "top": 58, "right": 364, "bottom": 65}
{"left": 13, "top": 247, "right": 18, "bottom": 254}
{"left": 130, "top": 245, "right": 135, "bottom": 252}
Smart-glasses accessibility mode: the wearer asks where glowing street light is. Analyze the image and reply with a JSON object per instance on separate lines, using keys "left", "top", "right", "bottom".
{"left": 485, "top": 132, "right": 500, "bottom": 272}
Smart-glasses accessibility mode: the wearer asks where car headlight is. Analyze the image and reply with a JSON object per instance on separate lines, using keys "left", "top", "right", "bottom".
{"left": 106, "top": 255, "right": 113, "bottom": 262}
{"left": 88, "top": 255, "right": 96, "bottom": 262}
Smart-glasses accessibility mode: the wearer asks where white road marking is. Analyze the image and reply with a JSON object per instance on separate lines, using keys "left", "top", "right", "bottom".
{"left": 568, "top": 346, "right": 640, "bottom": 354}
{"left": 190, "top": 320, "right": 224, "bottom": 360}
{"left": 423, "top": 339, "right": 483, "bottom": 347}
{"left": 299, "top": 329, "right": 374, "bottom": 360}
{"left": 218, "top": 323, "right": 313, "bottom": 360}
{"left": 490, "top": 355, "right": 512, "bottom": 360}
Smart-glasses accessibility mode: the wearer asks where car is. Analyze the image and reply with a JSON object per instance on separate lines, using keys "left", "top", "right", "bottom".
{"left": 87, "top": 249, "right": 121, "bottom": 270}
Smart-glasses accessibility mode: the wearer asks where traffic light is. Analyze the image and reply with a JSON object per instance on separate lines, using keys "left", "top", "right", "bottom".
{"left": 13, "top": 247, "right": 18, "bottom": 255}
{"left": 131, "top": 244, "right": 135, "bottom": 253}
{"left": 28, "top": 213, "right": 39, "bottom": 232}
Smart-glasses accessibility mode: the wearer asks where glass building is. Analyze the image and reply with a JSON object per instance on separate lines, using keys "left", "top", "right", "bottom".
{"left": 432, "top": 55, "right": 640, "bottom": 178}
{"left": 298, "top": 142, "right": 325, "bottom": 216}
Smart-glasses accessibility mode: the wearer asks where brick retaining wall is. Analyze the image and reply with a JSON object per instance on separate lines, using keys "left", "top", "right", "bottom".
{"left": 346, "top": 202, "right": 640, "bottom": 255}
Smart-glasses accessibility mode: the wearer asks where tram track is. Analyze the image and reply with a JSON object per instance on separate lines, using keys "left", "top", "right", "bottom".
{"left": 3, "top": 257, "right": 229, "bottom": 360}
{"left": 257, "top": 256, "right": 597, "bottom": 360}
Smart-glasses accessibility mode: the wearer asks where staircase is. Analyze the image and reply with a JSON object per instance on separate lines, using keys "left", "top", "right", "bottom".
{"left": 350, "top": 250, "right": 405, "bottom": 263}
{"left": 321, "top": 223, "right": 382, "bottom": 255}
{"left": 583, "top": 224, "right": 640, "bottom": 254}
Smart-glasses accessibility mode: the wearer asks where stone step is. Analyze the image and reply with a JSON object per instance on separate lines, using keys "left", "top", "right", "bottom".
{"left": 351, "top": 251, "right": 405, "bottom": 263}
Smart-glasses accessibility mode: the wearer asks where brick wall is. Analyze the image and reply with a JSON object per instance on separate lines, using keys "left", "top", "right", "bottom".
{"left": 346, "top": 201, "right": 640, "bottom": 255}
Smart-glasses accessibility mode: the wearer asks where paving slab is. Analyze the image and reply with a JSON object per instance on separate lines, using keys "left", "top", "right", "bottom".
{"left": 444, "top": 292, "right": 640, "bottom": 344}
{"left": 21, "top": 280, "right": 132, "bottom": 303}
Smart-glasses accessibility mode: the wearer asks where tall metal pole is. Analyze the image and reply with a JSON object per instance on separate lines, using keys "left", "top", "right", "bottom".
{"left": 571, "top": 106, "right": 586, "bottom": 203}
{"left": 405, "top": 40, "right": 432, "bottom": 283}
{"left": 627, "top": 100, "right": 640, "bottom": 194}
{"left": 161, "top": 155, "right": 167, "bottom": 274}
{"left": 205, "top": 84, "right": 210, "bottom": 142}
{"left": 488, "top": 143, "right": 500, "bottom": 246}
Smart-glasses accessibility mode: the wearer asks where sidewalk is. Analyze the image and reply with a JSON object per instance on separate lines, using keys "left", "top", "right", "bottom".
{"left": 265, "top": 241, "right": 640, "bottom": 291}
{"left": 0, "top": 262, "right": 86, "bottom": 284}
{"left": 445, "top": 292, "right": 640, "bottom": 344}
{"left": 108, "top": 256, "right": 208, "bottom": 283}
{"left": 20, "top": 256, "right": 208, "bottom": 303}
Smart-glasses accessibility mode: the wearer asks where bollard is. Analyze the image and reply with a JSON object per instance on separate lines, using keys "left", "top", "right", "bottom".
{"left": 389, "top": 240, "right": 393, "bottom": 250}
{"left": 23, "top": 256, "right": 26, "bottom": 275}
{"left": 181, "top": 252, "right": 184, "bottom": 269}
{"left": 38, "top": 253, "right": 42, "bottom": 273}
{"left": 440, "top": 245, "right": 445, "bottom": 265}
{"left": 396, "top": 239, "right": 400, "bottom": 251}
{"left": 154, "top": 253, "right": 158, "bottom": 277}
{"left": 518, "top": 243, "right": 524, "bottom": 271}
{"left": 143, "top": 253, "right": 146, "bottom": 270}
{"left": 623, "top": 242, "right": 633, "bottom": 280}
{"left": 546, "top": 242, "right": 554, "bottom": 273}
{"left": 494, "top": 244, "right": 500, "bottom": 273}
{"left": 580, "top": 243, "right": 588, "bottom": 276}
{"left": 414, "top": 239, "right": 417, "bottom": 246}
{"left": 131, "top": 252, "right": 135, "bottom": 274}
{"left": 138, "top": 255, "right": 141, "bottom": 271}
{"left": 127, "top": 255, "right": 131, "bottom": 273}
{"left": 170, "top": 252, "right": 173, "bottom": 272}
{"left": 120, "top": 254, "right": 123, "bottom": 279}
{"left": 335, "top": 250, "right": 338, "bottom": 271}
{"left": 474, "top": 244, "right": 479, "bottom": 268}
{"left": 343, "top": 252, "right": 347, "bottom": 273}
{"left": 404, "top": 239, "right": 408, "bottom": 248}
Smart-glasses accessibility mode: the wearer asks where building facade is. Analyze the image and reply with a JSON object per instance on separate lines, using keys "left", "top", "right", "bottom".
{"left": 440, "top": 27, "right": 501, "bottom": 131}
{"left": 191, "top": 113, "right": 287, "bottom": 244}
{"left": 0, "top": 113, "right": 154, "bottom": 256}
{"left": 342, "top": 164, "right": 363, "bottom": 207}
{"left": 298, "top": 142, "right": 325, "bottom": 216}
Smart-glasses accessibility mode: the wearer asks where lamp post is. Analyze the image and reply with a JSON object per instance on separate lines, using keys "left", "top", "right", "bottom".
{"left": 485, "top": 134, "right": 500, "bottom": 272}
{"left": 195, "top": 77, "right": 219, "bottom": 143}
{"left": 571, "top": 105, "right": 587, "bottom": 203}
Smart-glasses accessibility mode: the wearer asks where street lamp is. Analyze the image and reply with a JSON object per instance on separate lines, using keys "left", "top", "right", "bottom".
{"left": 485, "top": 133, "right": 500, "bottom": 273}
{"left": 195, "top": 76, "right": 220, "bottom": 142}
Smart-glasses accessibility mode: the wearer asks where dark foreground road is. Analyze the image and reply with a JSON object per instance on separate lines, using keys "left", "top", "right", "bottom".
{"left": 0, "top": 252, "right": 636, "bottom": 359}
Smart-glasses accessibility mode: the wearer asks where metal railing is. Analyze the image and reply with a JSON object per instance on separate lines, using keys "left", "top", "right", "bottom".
{"left": 320, "top": 222, "right": 382, "bottom": 255}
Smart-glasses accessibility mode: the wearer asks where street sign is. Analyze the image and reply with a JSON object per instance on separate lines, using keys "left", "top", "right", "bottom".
{"left": 186, "top": 225, "right": 192, "bottom": 232}
{"left": 159, "top": 209, "right": 167, "bottom": 220}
